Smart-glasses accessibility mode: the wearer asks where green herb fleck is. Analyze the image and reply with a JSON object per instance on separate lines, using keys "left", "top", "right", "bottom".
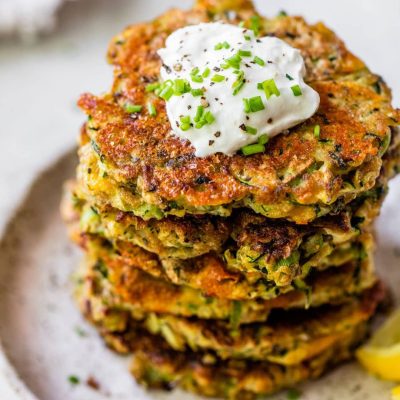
{"left": 147, "top": 102, "right": 157, "bottom": 117}
{"left": 314, "top": 124, "right": 320, "bottom": 138}
{"left": 250, "top": 15, "right": 261, "bottom": 36}
{"left": 287, "top": 388, "right": 301, "bottom": 400}
{"left": 191, "top": 88, "right": 204, "bottom": 97}
{"left": 68, "top": 375, "right": 80, "bottom": 385}
{"left": 124, "top": 103, "right": 142, "bottom": 113}
{"left": 258, "top": 134, "right": 269, "bottom": 145}
{"left": 291, "top": 84, "right": 302, "bottom": 96}
{"left": 241, "top": 143, "right": 265, "bottom": 155}
{"left": 202, "top": 67, "right": 211, "bottom": 78}
{"left": 243, "top": 96, "right": 265, "bottom": 113}
{"left": 253, "top": 56, "right": 265, "bottom": 66}
{"left": 285, "top": 73, "right": 294, "bottom": 81}
{"left": 238, "top": 50, "right": 252, "bottom": 57}
{"left": 145, "top": 82, "right": 160, "bottom": 92}
{"left": 259, "top": 79, "right": 281, "bottom": 99}
{"left": 211, "top": 74, "right": 225, "bottom": 83}
{"left": 232, "top": 70, "right": 245, "bottom": 95}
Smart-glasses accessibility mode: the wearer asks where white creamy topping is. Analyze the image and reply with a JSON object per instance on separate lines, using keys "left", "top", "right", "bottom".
{"left": 158, "top": 22, "right": 320, "bottom": 157}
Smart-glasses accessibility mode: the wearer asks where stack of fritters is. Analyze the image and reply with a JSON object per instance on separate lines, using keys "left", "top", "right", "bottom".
{"left": 61, "top": 0, "right": 400, "bottom": 398}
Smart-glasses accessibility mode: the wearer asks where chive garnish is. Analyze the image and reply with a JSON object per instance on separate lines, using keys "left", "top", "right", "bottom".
{"left": 194, "top": 106, "right": 204, "bottom": 122}
{"left": 173, "top": 79, "right": 190, "bottom": 95}
{"left": 259, "top": 79, "right": 281, "bottom": 99}
{"left": 258, "top": 134, "right": 269, "bottom": 145}
{"left": 286, "top": 73, "right": 294, "bottom": 81}
{"left": 291, "top": 84, "right": 302, "bottom": 96}
{"left": 124, "top": 103, "right": 142, "bottom": 113}
{"left": 214, "top": 41, "right": 230, "bottom": 50}
{"left": 204, "top": 111, "right": 215, "bottom": 124}
{"left": 232, "top": 70, "right": 245, "bottom": 95}
{"left": 191, "top": 88, "right": 204, "bottom": 97}
{"left": 211, "top": 74, "right": 225, "bottom": 83}
{"left": 238, "top": 50, "right": 252, "bottom": 57}
{"left": 159, "top": 85, "right": 174, "bottom": 100}
{"left": 145, "top": 82, "right": 160, "bottom": 92}
{"left": 242, "top": 143, "right": 265, "bottom": 155}
{"left": 314, "top": 124, "right": 320, "bottom": 138}
{"left": 180, "top": 115, "right": 191, "bottom": 131}
{"left": 244, "top": 34, "right": 251, "bottom": 41}
{"left": 250, "top": 15, "right": 261, "bottom": 36}
{"left": 68, "top": 375, "right": 80, "bottom": 385}
{"left": 202, "top": 67, "right": 211, "bottom": 78}
{"left": 253, "top": 56, "right": 265, "bottom": 66}
{"left": 147, "top": 102, "right": 157, "bottom": 117}
{"left": 243, "top": 96, "right": 265, "bottom": 113}
{"left": 226, "top": 53, "right": 242, "bottom": 69}
{"left": 191, "top": 75, "right": 203, "bottom": 83}
{"left": 243, "top": 125, "right": 257, "bottom": 135}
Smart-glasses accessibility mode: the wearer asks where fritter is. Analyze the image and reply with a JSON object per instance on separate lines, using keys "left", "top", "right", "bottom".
{"left": 76, "top": 0, "right": 400, "bottom": 223}
{"left": 63, "top": 176, "right": 384, "bottom": 288}
{"left": 79, "top": 273, "right": 383, "bottom": 366}
{"left": 76, "top": 243, "right": 377, "bottom": 326}
{"left": 129, "top": 323, "right": 366, "bottom": 400}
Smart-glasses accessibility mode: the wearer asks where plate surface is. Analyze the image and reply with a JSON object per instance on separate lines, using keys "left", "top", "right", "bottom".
{"left": 0, "top": 151, "right": 399, "bottom": 400}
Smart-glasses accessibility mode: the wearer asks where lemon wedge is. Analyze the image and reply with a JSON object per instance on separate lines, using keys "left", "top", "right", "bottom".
{"left": 356, "top": 308, "right": 400, "bottom": 381}
{"left": 392, "top": 386, "right": 400, "bottom": 400}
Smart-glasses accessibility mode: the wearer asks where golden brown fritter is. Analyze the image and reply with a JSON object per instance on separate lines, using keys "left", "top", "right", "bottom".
{"left": 79, "top": 273, "right": 383, "bottom": 366}
{"left": 129, "top": 323, "right": 366, "bottom": 400}
{"left": 76, "top": 239, "right": 377, "bottom": 325}
{"left": 76, "top": 0, "right": 400, "bottom": 223}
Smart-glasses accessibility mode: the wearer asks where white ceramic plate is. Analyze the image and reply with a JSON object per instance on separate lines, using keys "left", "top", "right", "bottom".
{"left": 0, "top": 150, "right": 399, "bottom": 400}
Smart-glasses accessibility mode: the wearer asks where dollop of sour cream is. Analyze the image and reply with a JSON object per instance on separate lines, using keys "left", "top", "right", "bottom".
{"left": 158, "top": 22, "right": 320, "bottom": 157}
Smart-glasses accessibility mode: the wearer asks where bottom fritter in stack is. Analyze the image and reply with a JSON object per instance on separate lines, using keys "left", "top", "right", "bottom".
{"left": 61, "top": 132, "right": 400, "bottom": 399}
{"left": 61, "top": 0, "right": 400, "bottom": 398}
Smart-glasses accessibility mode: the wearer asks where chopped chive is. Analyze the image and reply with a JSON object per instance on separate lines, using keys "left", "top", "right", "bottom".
{"left": 211, "top": 74, "right": 225, "bottom": 83}
{"left": 180, "top": 115, "right": 191, "bottom": 124}
{"left": 243, "top": 98, "right": 250, "bottom": 113}
{"left": 124, "top": 103, "right": 142, "bottom": 113}
{"left": 145, "top": 82, "right": 160, "bottom": 92}
{"left": 242, "top": 143, "right": 265, "bottom": 155}
{"left": 191, "top": 88, "right": 204, "bottom": 97}
{"left": 243, "top": 96, "right": 265, "bottom": 113}
{"left": 147, "top": 102, "right": 157, "bottom": 116}
{"left": 291, "top": 84, "right": 302, "bottom": 96}
{"left": 181, "top": 123, "right": 191, "bottom": 131}
{"left": 195, "top": 120, "right": 206, "bottom": 129}
{"left": 250, "top": 15, "right": 261, "bottom": 36}
{"left": 159, "top": 85, "right": 174, "bottom": 101}
{"left": 238, "top": 21, "right": 245, "bottom": 28}
{"left": 191, "top": 75, "right": 203, "bottom": 83}
{"left": 253, "top": 56, "right": 265, "bottom": 66}
{"left": 238, "top": 50, "right": 252, "bottom": 57}
{"left": 204, "top": 111, "right": 215, "bottom": 124}
{"left": 202, "top": 67, "right": 211, "bottom": 78}
{"left": 214, "top": 41, "right": 230, "bottom": 50}
{"left": 259, "top": 79, "right": 281, "bottom": 99}
{"left": 191, "top": 67, "right": 200, "bottom": 76}
{"left": 232, "top": 70, "right": 245, "bottom": 95}
{"left": 226, "top": 53, "right": 242, "bottom": 69}
{"left": 286, "top": 73, "right": 294, "bottom": 81}
{"left": 248, "top": 96, "right": 265, "bottom": 112}
{"left": 279, "top": 10, "right": 288, "bottom": 17}
{"left": 314, "top": 124, "right": 320, "bottom": 138}
{"left": 68, "top": 375, "right": 80, "bottom": 385}
{"left": 258, "top": 134, "right": 269, "bottom": 145}
{"left": 244, "top": 125, "right": 257, "bottom": 135}
{"left": 194, "top": 106, "right": 204, "bottom": 122}
{"left": 173, "top": 79, "right": 190, "bottom": 95}
{"left": 244, "top": 34, "right": 251, "bottom": 41}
